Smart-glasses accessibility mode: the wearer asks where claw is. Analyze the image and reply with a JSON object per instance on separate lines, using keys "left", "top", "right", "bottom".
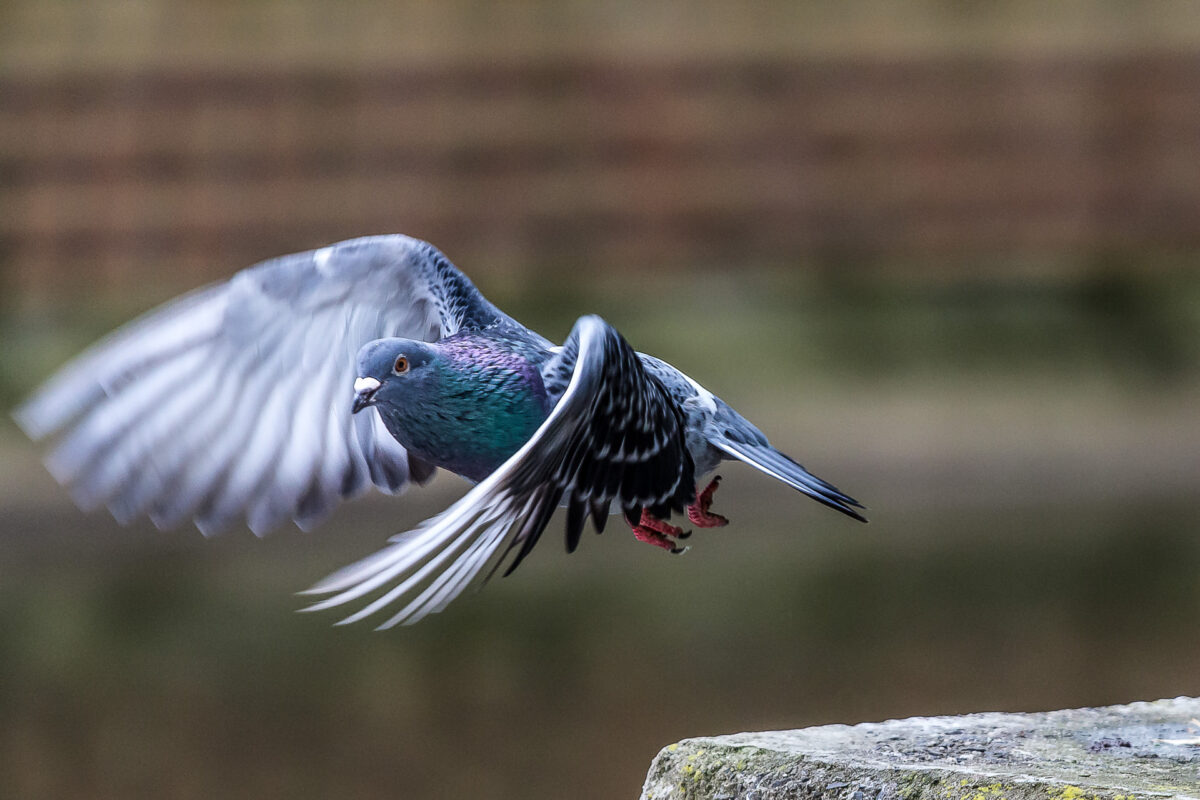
{"left": 687, "top": 475, "right": 729, "bottom": 528}
{"left": 631, "top": 524, "right": 675, "bottom": 551}
{"left": 629, "top": 509, "right": 689, "bottom": 551}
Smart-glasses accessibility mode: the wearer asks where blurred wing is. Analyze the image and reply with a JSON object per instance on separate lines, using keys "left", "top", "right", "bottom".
{"left": 15, "top": 234, "right": 507, "bottom": 535}
{"left": 301, "top": 315, "right": 695, "bottom": 628}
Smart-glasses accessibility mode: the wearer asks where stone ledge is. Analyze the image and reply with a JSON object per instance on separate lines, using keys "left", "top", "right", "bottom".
{"left": 640, "top": 697, "right": 1200, "bottom": 800}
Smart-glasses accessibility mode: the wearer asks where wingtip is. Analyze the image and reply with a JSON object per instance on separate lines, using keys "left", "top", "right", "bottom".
{"left": 147, "top": 510, "right": 179, "bottom": 532}
{"left": 10, "top": 402, "right": 39, "bottom": 440}
{"left": 297, "top": 576, "right": 343, "bottom": 597}
{"left": 836, "top": 498, "right": 869, "bottom": 523}
{"left": 192, "top": 517, "right": 226, "bottom": 539}
{"left": 844, "top": 497, "right": 869, "bottom": 523}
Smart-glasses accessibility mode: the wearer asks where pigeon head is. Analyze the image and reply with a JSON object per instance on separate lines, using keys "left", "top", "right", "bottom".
{"left": 350, "top": 332, "right": 553, "bottom": 482}
{"left": 352, "top": 338, "right": 437, "bottom": 414}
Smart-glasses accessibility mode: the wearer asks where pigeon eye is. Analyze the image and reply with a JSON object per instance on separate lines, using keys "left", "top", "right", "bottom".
{"left": 393, "top": 356, "right": 409, "bottom": 374}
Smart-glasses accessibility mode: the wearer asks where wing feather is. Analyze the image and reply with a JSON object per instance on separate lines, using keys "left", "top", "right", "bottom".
{"left": 16, "top": 235, "right": 506, "bottom": 534}
{"left": 15, "top": 285, "right": 230, "bottom": 439}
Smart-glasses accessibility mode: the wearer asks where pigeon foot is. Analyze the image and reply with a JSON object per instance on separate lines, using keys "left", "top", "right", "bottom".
{"left": 687, "top": 475, "right": 729, "bottom": 528}
{"left": 630, "top": 510, "right": 691, "bottom": 554}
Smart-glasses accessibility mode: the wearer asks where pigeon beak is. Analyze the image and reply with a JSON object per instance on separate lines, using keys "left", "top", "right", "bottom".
{"left": 352, "top": 376, "right": 381, "bottom": 414}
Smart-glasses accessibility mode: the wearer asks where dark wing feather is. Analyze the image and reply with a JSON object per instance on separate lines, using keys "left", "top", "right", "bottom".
{"left": 300, "top": 315, "right": 695, "bottom": 628}
{"left": 14, "top": 235, "right": 508, "bottom": 535}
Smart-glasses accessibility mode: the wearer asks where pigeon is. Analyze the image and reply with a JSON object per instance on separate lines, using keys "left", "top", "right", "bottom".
{"left": 15, "top": 234, "right": 865, "bottom": 628}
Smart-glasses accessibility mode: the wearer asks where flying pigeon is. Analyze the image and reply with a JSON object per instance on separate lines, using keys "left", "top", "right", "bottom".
{"left": 15, "top": 235, "right": 865, "bottom": 628}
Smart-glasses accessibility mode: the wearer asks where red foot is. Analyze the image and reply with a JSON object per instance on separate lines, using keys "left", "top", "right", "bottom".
{"left": 629, "top": 509, "right": 690, "bottom": 554}
{"left": 687, "top": 475, "right": 729, "bottom": 528}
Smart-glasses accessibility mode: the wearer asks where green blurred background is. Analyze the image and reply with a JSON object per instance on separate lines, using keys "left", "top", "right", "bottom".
{"left": 3, "top": 2, "right": 1200, "bottom": 798}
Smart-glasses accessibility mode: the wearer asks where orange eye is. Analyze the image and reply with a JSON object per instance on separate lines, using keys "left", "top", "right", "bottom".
{"left": 393, "top": 356, "right": 409, "bottom": 374}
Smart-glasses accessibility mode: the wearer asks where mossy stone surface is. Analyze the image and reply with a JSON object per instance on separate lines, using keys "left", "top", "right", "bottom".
{"left": 640, "top": 697, "right": 1199, "bottom": 800}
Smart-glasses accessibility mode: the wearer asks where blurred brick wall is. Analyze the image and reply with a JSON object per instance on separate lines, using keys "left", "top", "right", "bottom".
{"left": 4, "top": 6, "right": 1200, "bottom": 299}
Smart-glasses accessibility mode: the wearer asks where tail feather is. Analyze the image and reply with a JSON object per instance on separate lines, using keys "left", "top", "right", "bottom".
{"left": 713, "top": 439, "right": 867, "bottom": 522}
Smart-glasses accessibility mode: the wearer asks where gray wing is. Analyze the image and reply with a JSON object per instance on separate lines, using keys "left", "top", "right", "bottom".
{"left": 15, "top": 234, "right": 507, "bottom": 535}
{"left": 299, "top": 315, "right": 696, "bottom": 628}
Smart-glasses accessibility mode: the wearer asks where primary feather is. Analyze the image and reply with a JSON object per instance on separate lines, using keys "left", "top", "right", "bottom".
{"left": 16, "top": 234, "right": 864, "bottom": 627}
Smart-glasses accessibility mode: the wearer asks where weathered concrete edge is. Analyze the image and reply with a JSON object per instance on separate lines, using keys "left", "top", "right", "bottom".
{"left": 641, "top": 738, "right": 1199, "bottom": 800}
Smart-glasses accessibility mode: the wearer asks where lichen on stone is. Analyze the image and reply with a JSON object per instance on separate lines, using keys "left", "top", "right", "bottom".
{"left": 640, "top": 698, "right": 1200, "bottom": 800}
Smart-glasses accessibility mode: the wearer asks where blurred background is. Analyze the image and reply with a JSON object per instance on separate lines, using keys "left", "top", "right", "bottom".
{"left": 2, "top": 2, "right": 1199, "bottom": 798}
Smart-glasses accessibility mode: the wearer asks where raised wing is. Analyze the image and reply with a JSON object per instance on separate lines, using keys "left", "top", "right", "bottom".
{"left": 300, "top": 315, "right": 696, "bottom": 628}
{"left": 15, "top": 234, "right": 508, "bottom": 535}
